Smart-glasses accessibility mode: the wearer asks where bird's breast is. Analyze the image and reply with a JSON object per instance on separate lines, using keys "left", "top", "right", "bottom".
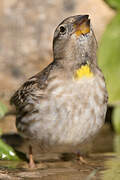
{"left": 21, "top": 73, "right": 107, "bottom": 149}
{"left": 31, "top": 74, "right": 107, "bottom": 146}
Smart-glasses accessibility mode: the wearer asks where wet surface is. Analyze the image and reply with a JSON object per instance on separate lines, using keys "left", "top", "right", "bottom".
{"left": 0, "top": 153, "right": 120, "bottom": 180}
{"left": 0, "top": 125, "right": 120, "bottom": 180}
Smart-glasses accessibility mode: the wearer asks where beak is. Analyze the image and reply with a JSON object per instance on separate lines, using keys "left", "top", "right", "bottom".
{"left": 73, "top": 15, "right": 90, "bottom": 36}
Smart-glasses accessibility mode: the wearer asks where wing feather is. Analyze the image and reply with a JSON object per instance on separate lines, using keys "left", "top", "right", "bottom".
{"left": 10, "top": 62, "right": 54, "bottom": 109}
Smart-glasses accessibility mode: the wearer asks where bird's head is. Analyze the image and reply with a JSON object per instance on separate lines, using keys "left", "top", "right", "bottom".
{"left": 53, "top": 15, "right": 97, "bottom": 71}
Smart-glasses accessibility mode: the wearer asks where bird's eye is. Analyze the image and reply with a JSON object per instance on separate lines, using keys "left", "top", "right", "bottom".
{"left": 59, "top": 26, "right": 66, "bottom": 34}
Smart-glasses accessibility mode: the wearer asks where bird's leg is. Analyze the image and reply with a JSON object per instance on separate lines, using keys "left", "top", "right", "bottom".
{"left": 28, "top": 145, "right": 36, "bottom": 168}
{"left": 77, "top": 151, "right": 87, "bottom": 164}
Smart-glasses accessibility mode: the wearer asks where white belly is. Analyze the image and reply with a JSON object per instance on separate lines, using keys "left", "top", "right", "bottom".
{"left": 27, "top": 76, "right": 107, "bottom": 146}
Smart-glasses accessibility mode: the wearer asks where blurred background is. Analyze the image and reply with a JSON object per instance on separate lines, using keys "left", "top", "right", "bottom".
{"left": 0, "top": 1, "right": 120, "bottom": 179}
{"left": 0, "top": 0, "right": 120, "bottom": 164}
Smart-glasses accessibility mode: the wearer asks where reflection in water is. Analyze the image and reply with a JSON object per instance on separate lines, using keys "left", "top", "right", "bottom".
{"left": 101, "top": 154, "right": 120, "bottom": 180}
{"left": 113, "top": 135, "right": 120, "bottom": 154}
{"left": 101, "top": 135, "right": 120, "bottom": 180}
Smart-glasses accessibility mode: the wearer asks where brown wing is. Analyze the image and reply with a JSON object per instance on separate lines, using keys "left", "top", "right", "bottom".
{"left": 10, "top": 62, "right": 54, "bottom": 109}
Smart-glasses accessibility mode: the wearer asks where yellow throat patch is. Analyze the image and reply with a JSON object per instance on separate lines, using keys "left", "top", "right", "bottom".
{"left": 74, "top": 64, "right": 93, "bottom": 80}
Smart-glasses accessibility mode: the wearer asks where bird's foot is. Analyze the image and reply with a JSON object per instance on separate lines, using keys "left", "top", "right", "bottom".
{"left": 29, "top": 154, "right": 36, "bottom": 168}
{"left": 78, "top": 156, "right": 88, "bottom": 164}
{"left": 77, "top": 152, "right": 88, "bottom": 164}
{"left": 29, "top": 160, "right": 36, "bottom": 168}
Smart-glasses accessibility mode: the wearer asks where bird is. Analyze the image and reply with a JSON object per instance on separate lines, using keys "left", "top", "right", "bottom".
{"left": 10, "top": 15, "right": 108, "bottom": 168}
